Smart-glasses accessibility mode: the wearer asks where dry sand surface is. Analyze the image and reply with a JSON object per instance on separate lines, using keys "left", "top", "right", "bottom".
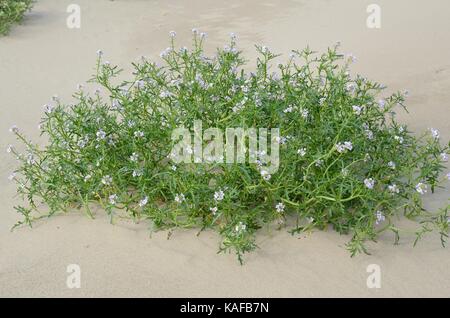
{"left": 1, "top": 0, "right": 449, "bottom": 297}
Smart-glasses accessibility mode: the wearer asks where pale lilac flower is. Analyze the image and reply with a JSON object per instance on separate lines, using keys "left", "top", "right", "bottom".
{"left": 275, "top": 202, "right": 285, "bottom": 213}
{"left": 300, "top": 108, "right": 309, "bottom": 119}
{"left": 132, "top": 169, "right": 143, "bottom": 178}
{"left": 96, "top": 130, "right": 106, "bottom": 140}
{"left": 26, "top": 154, "right": 36, "bottom": 165}
{"left": 200, "top": 32, "right": 207, "bottom": 39}
{"left": 130, "top": 152, "right": 139, "bottom": 162}
{"left": 260, "top": 170, "right": 271, "bottom": 181}
{"left": 336, "top": 141, "right": 353, "bottom": 153}
{"left": 297, "top": 148, "right": 306, "bottom": 157}
{"left": 134, "top": 130, "right": 144, "bottom": 138}
{"left": 9, "top": 125, "right": 19, "bottom": 134}
{"left": 415, "top": 182, "right": 427, "bottom": 195}
{"left": 109, "top": 194, "right": 118, "bottom": 205}
{"left": 346, "top": 83, "right": 356, "bottom": 93}
{"left": 378, "top": 99, "right": 386, "bottom": 109}
{"left": 430, "top": 128, "right": 440, "bottom": 140}
{"left": 364, "top": 178, "right": 375, "bottom": 189}
{"left": 347, "top": 53, "right": 357, "bottom": 63}
{"left": 169, "top": 30, "right": 176, "bottom": 37}
{"left": 210, "top": 207, "right": 218, "bottom": 215}
{"left": 388, "top": 184, "right": 400, "bottom": 194}
{"left": 214, "top": 190, "right": 224, "bottom": 201}
{"left": 43, "top": 104, "right": 55, "bottom": 114}
{"left": 352, "top": 105, "right": 362, "bottom": 115}
{"left": 175, "top": 193, "right": 185, "bottom": 203}
{"left": 235, "top": 221, "right": 246, "bottom": 233}
{"left": 192, "top": 28, "right": 198, "bottom": 34}
{"left": 440, "top": 153, "right": 449, "bottom": 162}
{"left": 388, "top": 161, "right": 396, "bottom": 169}
{"left": 365, "top": 130, "right": 374, "bottom": 140}
{"left": 447, "top": 172, "right": 450, "bottom": 180}
{"left": 394, "top": 135, "right": 404, "bottom": 144}
{"left": 139, "top": 196, "right": 148, "bottom": 207}
{"left": 284, "top": 106, "right": 294, "bottom": 113}
{"left": 375, "top": 210, "right": 385, "bottom": 225}
{"left": 101, "top": 175, "right": 112, "bottom": 186}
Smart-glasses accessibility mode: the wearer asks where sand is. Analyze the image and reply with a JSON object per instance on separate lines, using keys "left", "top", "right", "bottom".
{"left": 0, "top": 0, "right": 449, "bottom": 297}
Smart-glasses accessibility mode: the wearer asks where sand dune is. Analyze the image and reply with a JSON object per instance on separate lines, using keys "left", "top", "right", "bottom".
{"left": 0, "top": 0, "right": 449, "bottom": 297}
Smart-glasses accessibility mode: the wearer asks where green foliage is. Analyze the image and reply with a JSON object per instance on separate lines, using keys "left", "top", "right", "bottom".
{"left": 0, "top": 0, "right": 33, "bottom": 35}
{"left": 7, "top": 33, "right": 449, "bottom": 263}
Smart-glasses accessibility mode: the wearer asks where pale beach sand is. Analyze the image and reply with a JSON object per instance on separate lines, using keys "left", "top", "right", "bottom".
{"left": 0, "top": 0, "right": 449, "bottom": 297}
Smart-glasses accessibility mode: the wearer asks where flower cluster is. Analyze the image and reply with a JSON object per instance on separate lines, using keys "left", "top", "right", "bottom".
{"left": 7, "top": 32, "right": 449, "bottom": 263}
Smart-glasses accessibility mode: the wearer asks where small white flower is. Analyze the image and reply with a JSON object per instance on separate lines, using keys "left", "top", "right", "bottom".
{"left": 415, "top": 182, "right": 427, "bottom": 195}
{"left": 388, "top": 161, "right": 396, "bottom": 169}
{"left": 300, "top": 108, "right": 309, "bottom": 119}
{"left": 375, "top": 210, "right": 385, "bottom": 225}
{"left": 26, "top": 154, "right": 36, "bottom": 165}
{"left": 440, "top": 153, "right": 448, "bottom": 162}
{"left": 336, "top": 141, "right": 353, "bottom": 153}
{"left": 200, "top": 32, "right": 207, "bottom": 39}
{"left": 347, "top": 53, "right": 357, "bottom": 63}
{"left": 96, "top": 49, "right": 103, "bottom": 57}
{"left": 134, "top": 130, "right": 144, "bottom": 138}
{"left": 430, "top": 128, "right": 440, "bottom": 140}
{"left": 214, "top": 190, "right": 224, "bottom": 201}
{"left": 109, "top": 194, "right": 118, "bottom": 205}
{"left": 84, "top": 174, "right": 92, "bottom": 182}
{"left": 210, "top": 207, "right": 218, "bottom": 215}
{"left": 230, "top": 32, "right": 237, "bottom": 40}
{"left": 101, "top": 175, "right": 112, "bottom": 186}
{"left": 275, "top": 202, "right": 285, "bottom": 213}
{"left": 315, "top": 159, "right": 323, "bottom": 167}
{"left": 284, "top": 106, "right": 294, "bottom": 113}
{"left": 132, "top": 169, "right": 143, "bottom": 178}
{"left": 175, "top": 193, "right": 185, "bottom": 203}
{"left": 297, "top": 148, "right": 306, "bottom": 157}
{"left": 378, "top": 99, "right": 386, "bottom": 109}
{"left": 346, "top": 83, "right": 356, "bottom": 93}
{"left": 43, "top": 104, "right": 55, "bottom": 114}
{"left": 171, "top": 165, "right": 177, "bottom": 171}
{"left": 96, "top": 130, "right": 106, "bottom": 140}
{"left": 192, "top": 28, "right": 198, "bottom": 34}
{"left": 394, "top": 135, "right": 404, "bottom": 144}
{"left": 169, "top": 30, "right": 176, "bottom": 37}
{"left": 319, "top": 97, "right": 326, "bottom": 106}
{"left": 388, "top": 184, "right": 400, "bottom": 194}
{"left": 130, "top": 152, "right": 139, "bottom": 162}
{"left": 9, "top": 125, "right": 19, "bottom": 134}
{"left": 364, "top": 178, "right": 375, "bottom": 189}
{"left": 235, "top": 221, "right": 246, "bottom": 233}
{"left": 365, "top": 130, "right": 374, "bottom": 140}
{"left": 260, "top": 170, "right": 271, "bottom": 181}
{"left": 6, "top": 144, "right": 13, "bottom": 153}
{"left": 139, "top": 196, "right": 148, "bottom": 207}
{"left": 446, "top": 172, "right": 450, "bottom": 181}
{"left": 352, "top": 105, "right": 362, "bottom": 115}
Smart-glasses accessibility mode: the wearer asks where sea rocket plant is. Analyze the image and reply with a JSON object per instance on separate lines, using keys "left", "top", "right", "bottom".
{"left": 7, "top": 32, "right": 450, "bottom": 263}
